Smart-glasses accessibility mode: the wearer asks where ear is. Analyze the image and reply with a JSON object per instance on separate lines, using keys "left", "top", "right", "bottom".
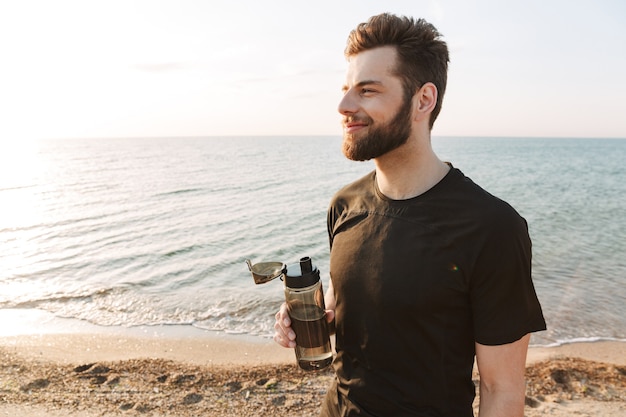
{"left": 412, "top": 82, "right": 438, "bottom": 123}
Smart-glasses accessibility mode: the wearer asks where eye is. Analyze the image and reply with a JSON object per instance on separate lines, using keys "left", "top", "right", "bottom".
{"left": 360, "top": 88, "right": 376, "bottom": 95}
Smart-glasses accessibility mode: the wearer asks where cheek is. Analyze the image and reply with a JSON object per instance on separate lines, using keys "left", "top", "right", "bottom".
{"left": 372, "top": 97, "right": 406, "bottom": 123}
{"left": 362, "top": 105, "right": 389, "bottom": 124}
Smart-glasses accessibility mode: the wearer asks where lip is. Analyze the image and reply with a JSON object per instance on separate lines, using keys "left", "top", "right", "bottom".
{"left": 344, "top": 121, "right": 368, "bottom": 134}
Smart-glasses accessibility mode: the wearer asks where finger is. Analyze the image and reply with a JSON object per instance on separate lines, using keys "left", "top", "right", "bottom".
{"left": 273, "top": 331, "right": 296, "bottom": 348}
{"left": 278, "top": 303, "right": 291, "bottom": 326}
{"left": 273, "top": 320, "right": 290, "bottom": 339}
{"left": 273, "top": 333, "right": 288, "bottom": 347}
{"left": 276, "top": 320, "right": 296, "bottom": 342}
{"left": 276, "top": 305, "right": 295, "bottom": 339}
{"left": 273, "top": 304, "right": 296, "bottom": 344}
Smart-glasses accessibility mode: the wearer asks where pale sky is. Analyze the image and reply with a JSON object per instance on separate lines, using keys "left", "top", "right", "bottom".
{"left": 1, "top": 0, "right": 625, "bottom": 142}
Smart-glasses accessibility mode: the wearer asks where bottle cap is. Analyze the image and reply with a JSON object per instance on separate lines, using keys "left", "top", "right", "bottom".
{"left": 284, "top": 256, "right": 320, "bottom": 288}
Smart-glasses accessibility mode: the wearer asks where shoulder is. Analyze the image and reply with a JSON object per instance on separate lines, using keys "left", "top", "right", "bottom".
{"left": 447, "top": 168, "right": 528, "bottom": 232}
{"left": 329, "top": 170, "right": 376, "bottom": 210}
{"left": 327, "top": 171, "right": 376, "bottom": 242}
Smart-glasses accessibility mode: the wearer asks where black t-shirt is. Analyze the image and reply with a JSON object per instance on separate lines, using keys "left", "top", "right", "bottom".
{"left": 325, "top": 167, "right": 546, "bottom": 417}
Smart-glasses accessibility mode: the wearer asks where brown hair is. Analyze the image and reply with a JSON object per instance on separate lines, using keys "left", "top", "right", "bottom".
{"left": 345, "top": 13, "right": 449, "bottom": 129}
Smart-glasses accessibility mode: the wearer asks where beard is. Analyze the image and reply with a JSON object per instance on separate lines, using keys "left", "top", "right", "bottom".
{"left": 342, "top": 96, "right": 413, "bottom": 161}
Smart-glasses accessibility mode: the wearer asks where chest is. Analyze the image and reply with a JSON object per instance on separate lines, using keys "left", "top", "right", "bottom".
{"left": 330, "top": 213, "right": 470, "bottom": 315}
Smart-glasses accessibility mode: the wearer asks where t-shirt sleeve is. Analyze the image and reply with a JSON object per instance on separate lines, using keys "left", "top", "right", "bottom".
{"left": 470, "top": 207, "right": 546, "bottom": 345}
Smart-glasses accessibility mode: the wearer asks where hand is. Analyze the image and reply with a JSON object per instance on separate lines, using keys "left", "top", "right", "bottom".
{"left": 273, "top": 303, "right": 336, "bottom": 348}
{"left": 273, "top": 303, "right": 296, "bottom": 348}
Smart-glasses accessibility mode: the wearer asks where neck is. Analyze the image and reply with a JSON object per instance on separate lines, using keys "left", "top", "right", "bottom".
{"left": 373, "top": 134, "right": 449, "bottom": 200}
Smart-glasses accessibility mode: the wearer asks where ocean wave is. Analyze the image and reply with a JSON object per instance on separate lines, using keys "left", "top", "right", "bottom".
{"left": 532, "top": 336, "right": 626, "bottom": 348}
{"left": 152, "top": 187, "right": 206, "bottom": 197}
{"left": 1, "top": 136, "right": 625, "bottom": 343}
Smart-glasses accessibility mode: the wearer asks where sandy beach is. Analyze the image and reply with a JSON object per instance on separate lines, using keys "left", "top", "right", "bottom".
{"left": 1, "top": 330, "right": 624, "bottom": 416}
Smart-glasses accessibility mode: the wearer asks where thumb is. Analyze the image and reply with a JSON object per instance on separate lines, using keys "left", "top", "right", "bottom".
{"left": 325, "top": 309, "right": 335, "bottom": 323}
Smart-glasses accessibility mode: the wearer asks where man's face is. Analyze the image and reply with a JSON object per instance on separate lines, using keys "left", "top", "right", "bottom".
{"left": 339, "top": 46, "right": 413, "bottom": 161}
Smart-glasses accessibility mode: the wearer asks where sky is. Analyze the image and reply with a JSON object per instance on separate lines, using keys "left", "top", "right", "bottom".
{"left": 1, "top": 0, "right": 625, "bottom": 142}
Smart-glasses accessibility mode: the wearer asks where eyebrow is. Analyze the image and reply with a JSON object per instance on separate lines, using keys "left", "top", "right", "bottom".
{"left": 342, "top": 79, "right": 384, "bottom": 92}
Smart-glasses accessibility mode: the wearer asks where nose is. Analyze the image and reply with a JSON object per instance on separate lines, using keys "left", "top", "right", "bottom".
{"left": 338, "top": 89, "right": 357, "bottom": 116}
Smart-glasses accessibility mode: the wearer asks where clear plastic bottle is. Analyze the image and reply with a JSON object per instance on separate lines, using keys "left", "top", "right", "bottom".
{"left": 283, "top": 256, "right": 332, "bottom": 371}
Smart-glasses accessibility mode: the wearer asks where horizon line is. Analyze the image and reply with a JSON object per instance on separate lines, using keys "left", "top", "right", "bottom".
{"left": 11, "top": 134, "right": 626, "bottom": 142}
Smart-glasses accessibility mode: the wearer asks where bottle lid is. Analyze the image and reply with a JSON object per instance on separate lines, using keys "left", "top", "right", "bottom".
{"left": 284, "top": 256, "right": 320, "bottom": 288}
{"left": 246, "top": 259, "right": 286, "bottom": 284}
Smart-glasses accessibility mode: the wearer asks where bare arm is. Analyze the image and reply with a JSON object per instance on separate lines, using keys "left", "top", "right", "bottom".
{"left": 325, "top": 278, "right": 336, "bottom": 311}
{"left": 324, "top": 278, "right": 336, "bottom": 335}
{"left": 475, "top": 333, "right": 530, "bottom": 417}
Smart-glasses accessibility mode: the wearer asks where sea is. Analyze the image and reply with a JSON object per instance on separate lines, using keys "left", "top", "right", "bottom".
{"left": 1, "top": 136, "right": 625, "bottom": 347}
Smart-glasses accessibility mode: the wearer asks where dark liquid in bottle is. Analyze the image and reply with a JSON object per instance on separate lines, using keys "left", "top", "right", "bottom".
{"left": 289, "top": 304, "right": 329, "bottom": 349}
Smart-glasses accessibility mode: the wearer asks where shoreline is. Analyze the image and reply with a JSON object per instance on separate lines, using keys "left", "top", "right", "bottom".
{"left": 1, "top": 330, "right": 625, "bottom": 367}
{"left": 1, "top": 307, "right": 624, "bottom": 359}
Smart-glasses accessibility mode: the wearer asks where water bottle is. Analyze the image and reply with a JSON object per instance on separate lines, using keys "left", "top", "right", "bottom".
{"left": 283, "top": 256, "right": 333, "bottom": 371}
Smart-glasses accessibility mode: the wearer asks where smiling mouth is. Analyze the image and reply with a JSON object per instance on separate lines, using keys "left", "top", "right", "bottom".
{"left": 343, "top": 119, "right": 369, "bottom": 134}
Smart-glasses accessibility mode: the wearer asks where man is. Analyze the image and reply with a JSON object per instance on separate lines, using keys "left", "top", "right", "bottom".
{"left": 275, "top": 13, "right": 546, "bottom": 417}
